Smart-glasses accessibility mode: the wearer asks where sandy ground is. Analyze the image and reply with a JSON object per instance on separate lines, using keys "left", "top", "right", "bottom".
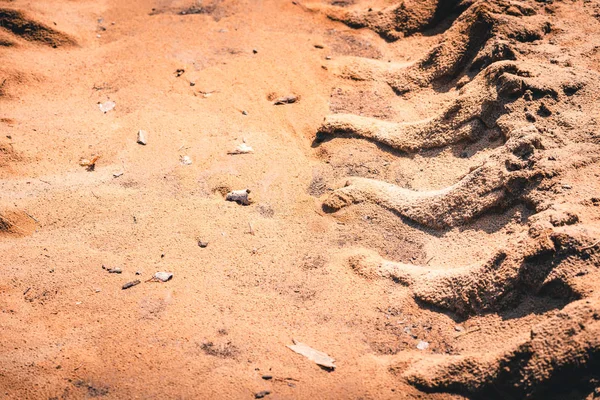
{"left": 1, "top": 0, "right": 600, "bottom": 399}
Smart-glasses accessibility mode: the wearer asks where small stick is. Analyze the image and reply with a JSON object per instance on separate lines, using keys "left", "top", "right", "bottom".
{"left": 23, "top": 287, "right": 31, "bottom": 296}
{"left": 24, "top": 211, "right": 38, "bottom": 223}
{"left": 454, "top": 326, "right": 481, "bottom": 338}
{"left": 248, "top": 222, "right": 255, "bottom": 235}
{"left": 580, "top": 240, "right": 600, "bottom": 251}
{"left": 122, "top": 280, "right": 141, "bottom": 290}
{"left": 250, "top": 245, "right": 266, "bottom": 254}
{"left": 274, "top": 377, "right": 300, "bottom": 383}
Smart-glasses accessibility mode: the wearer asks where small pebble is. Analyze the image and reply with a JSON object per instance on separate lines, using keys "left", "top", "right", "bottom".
{"left": 108, "top": 267, "right": 122, "bottom": 274}
{"left": 273, "top": 95, "right": 298, "bottom": 105}
{"left": 417, "top": 341, "right": 429, "bottom": 350}
{"left": 255, "top": 391, "right": 270, "bottom": 399}
{"left": 252, "top": 49, "right": 258, "bottom": 54}
{"left": 98, "top": 100, "right": 116, "bottom": 113}
{"left": 262, "top": 375, "right": 272, "bottom": 380}
{"left": 198, "top": 240, "right": 209, "bottom": 248}
{"left": 137, "top": 130, "right": 148, "bottom": 145}
{"left": 154, "top": 272, "right": 173, "bottom": 282}
{"left": 455, "top": 325, "right": 465, "bottom": 332}
{"left": 242, "top": 110, "right": 248, "bottom": 115}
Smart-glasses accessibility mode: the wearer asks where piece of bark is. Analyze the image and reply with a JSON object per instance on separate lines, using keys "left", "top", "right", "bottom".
{"left": 287, "top": 339, "right": 335, "bottom": 369}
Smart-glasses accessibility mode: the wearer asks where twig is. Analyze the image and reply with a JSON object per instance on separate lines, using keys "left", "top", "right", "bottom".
{"left": 250, "top": 245, "right": 266, "bottom": 255}
{"left": 580, "top": 240, "right": 600, "bottom": 251}
{"left": 274, "top": 377, "right": 300, "bottom": 383}
{"left": 454, "top": 326, "right": 481, "bottom": 338}
{"left": 24, "top": 211, "right": 38, "bottom": 223}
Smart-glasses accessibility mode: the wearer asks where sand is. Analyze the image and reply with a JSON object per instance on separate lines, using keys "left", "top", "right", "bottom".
{"left": 1, "top": 0, "right": 600, "bottom": 398}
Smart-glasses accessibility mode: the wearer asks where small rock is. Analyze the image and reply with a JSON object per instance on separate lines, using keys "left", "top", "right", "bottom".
{"left": 255, "top": 390, "right": 271, "bottom": 399}
{"left": 113, "top": 171, "right": 124, "bottom": 178}
{"left": 226, "top": 189, "right": 251, "bottom": 205}
{"left": 314, "top": 44, "right": 324, "bottom": 49}
{"left": 154, "top": 272, "right": 173, "bottom": 282}
{"left": 416, "top": 341, "right": 429, "bottom": 350}
{"left": 454, "top": 325, "right": 465, "bottom": 332}
{"left": 252, "top": 49, "right": 258, "bottom": 54}
{"left": 122, "top": 280, "right": 141, "bottom": 290}
{"left": 262, "top": 375, "right": 273, "bottom": 380}
{"left": 242, "top": 110, "right": 248, "bottom": 115}
{"left": 137, "top": 130, "right": 148, "bottom": 145}
{"left": 562, "top": 184, "right": 572, "bottom": 189}
{"left": 135, "top": 271, "right": 142, "bottom": 275}
{"left": 325, "top": 56, "right": 331, "bottom": 60}
{"left": 273, "top": 95, "right": 298, "bottom": 105}
{"left": 190, "top": 81, "right": 196, "bottom": 86}
{"left": 180, "top": 155, "right": 192, "bottom": 165}
{"left": 98, "top": 101, "right": 116, "bottom": 113}
{"left": 79, "top": 155, "right": 100, "bottom": 170}
{"left": 227, "top": 143, "right": 254, "bottom": 155}
{"left": 107, "top": 267, "right": 122, "bottom": 274}
{"left": 198, "top": 240, "right": 209, "bottom": 248}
